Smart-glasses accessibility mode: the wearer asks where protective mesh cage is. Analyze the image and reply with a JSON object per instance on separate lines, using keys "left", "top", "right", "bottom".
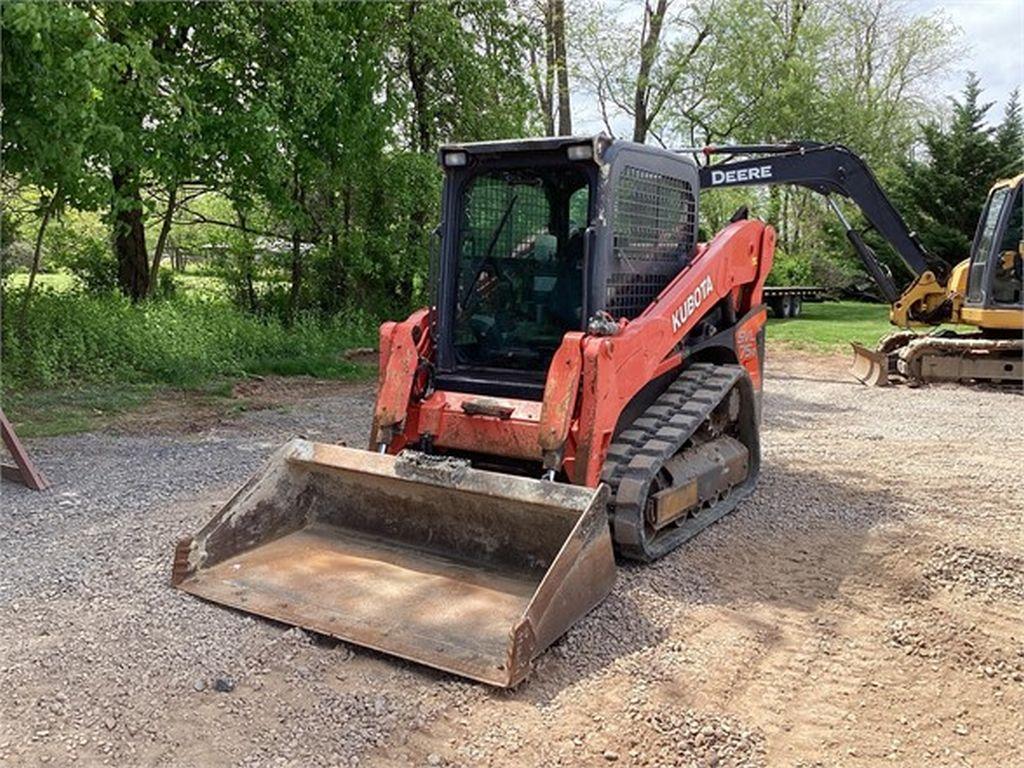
{"left": 452, "top": 167, "right": 588, "bottom": 371}
{"left": 459, "top": 174, "right": 551, "bottom": 268}
{"left": 608, "top": 166, "right": 697, "bottom": 318}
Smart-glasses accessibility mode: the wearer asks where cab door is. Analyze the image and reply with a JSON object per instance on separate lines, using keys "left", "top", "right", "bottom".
{"left": 966, "top": 181, "right": 1022, "bottom": 307}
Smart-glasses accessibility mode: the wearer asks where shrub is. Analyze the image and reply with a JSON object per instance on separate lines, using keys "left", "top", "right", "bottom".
{"left": 47, "top": 224, "right": 118, "bottom": 293}
{"left": 766, "top": 248, "right": 814, "bottom": 286}
{"left": 1, "top": 287, "right": 380, "bottom": 389}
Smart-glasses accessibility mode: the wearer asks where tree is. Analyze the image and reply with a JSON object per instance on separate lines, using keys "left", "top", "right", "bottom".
{"left": 1, "top": 2, "right": 107, "bottom": 315}
{"left": 646, "top": 0, "right": 957, "bottom": 284}
{"left": 898, "top": 74, "right": 1018, "bottom": 265}
{"left": 994, "top": 89, "right": 1024, "bottom": 178}
{"left": 93, "top": 2, "right": 199, "bottom": 300}
{"left": 573, "top": 0, "right": 710, "bottom": 144}
{"left": 373, "top": 0, "right": 534, "bottom": 301}
{"left": 523, "top": 0, "right": 572, "bottom": 135}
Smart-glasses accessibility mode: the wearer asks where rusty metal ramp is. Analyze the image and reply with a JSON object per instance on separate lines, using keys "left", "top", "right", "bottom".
{"left": 172, "top": 440, "right": 614, "bottom": 687}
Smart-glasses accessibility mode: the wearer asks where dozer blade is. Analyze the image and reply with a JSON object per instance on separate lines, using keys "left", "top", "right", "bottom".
{"left": 849, "top": 342, "right": 891, "bottom": 386}
{"left": 172, "top": 439, "right": 615, "bottom": 687}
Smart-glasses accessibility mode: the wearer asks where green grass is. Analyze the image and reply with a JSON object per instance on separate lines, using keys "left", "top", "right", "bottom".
{"left": 1, "top": 382, "right": 162, "bottom": 437}
{"left": 0, "top": 379, "right": 250, "bottom": 438}
{"left": 249, "top": 353, "right": 378, "bottom": 380}
{"left": 4, "top": 268, "right": 284, "bottom": 300}
{"left": 4, "top": 272, "right": 82, "bottom": 292}
{"left": 2, "top": 288, "right": 380, "bottom": 389}
{"left": 766, "top": 299, "right": 966, "bottom": 352}
{"left": 767, "top": 300, "right": 898, "bottom": 351}
{"left": 1, "top": 284, "right": 385, "bottom": 435}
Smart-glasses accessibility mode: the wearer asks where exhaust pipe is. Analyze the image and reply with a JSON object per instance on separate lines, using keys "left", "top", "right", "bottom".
{"left": 172, "top": 440, "right": 615, "bottom": 687}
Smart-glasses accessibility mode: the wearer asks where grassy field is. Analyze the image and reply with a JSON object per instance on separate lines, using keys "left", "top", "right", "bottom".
{"left": 3, "top": 272, "right": 82, "bottom": 292}
{"left": 767, "top": 300, "right": 895, "bottom": 351}
{"left": 1, "top": 280, "right": 379, "bottom": 436}
{"left": 5, "top": 269, "right": 241, "bottom": 299}
{"left": 4, "top": 382, "right": 195, "bottom": 438}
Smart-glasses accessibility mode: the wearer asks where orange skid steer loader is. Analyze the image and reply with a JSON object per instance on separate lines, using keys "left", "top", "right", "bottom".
{"left": 173, "top": 135, "right": 774, "bottom": 687}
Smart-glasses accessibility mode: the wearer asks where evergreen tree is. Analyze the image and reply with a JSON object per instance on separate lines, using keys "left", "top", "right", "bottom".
{"left": 900, "top": 74, "right": 1018, "bottom": 265}
{"left": 995, "top": 88, "right": 1024, "bottom": 177}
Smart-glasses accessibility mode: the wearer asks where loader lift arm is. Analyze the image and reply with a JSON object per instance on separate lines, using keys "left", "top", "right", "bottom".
{"left": 692, "top": 142, "right": 950, "bottom": 306}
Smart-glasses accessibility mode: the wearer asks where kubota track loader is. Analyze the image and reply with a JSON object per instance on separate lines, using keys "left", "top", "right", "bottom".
{"left": 173, "top": 135, "right": 774, "bottom": 687}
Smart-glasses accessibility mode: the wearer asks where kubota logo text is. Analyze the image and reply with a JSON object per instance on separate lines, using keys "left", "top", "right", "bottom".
{"left": 709, "top": 165, "right": 773, "bottom": 185}
{"left": 672, "top": 275, "right": 714, "bottom": 333}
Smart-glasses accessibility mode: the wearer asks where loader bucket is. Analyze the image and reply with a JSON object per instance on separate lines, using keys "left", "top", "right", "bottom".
{"left": 172, "top": 439, "right": 615, "bottom": 687}
{"left": 850, "top": 342, "right": 890, "bottom": 386}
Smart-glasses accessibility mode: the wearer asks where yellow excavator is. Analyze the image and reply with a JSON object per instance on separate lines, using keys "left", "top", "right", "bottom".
{"left": 696, "top": 143, "right": 1023, "bottom": 386}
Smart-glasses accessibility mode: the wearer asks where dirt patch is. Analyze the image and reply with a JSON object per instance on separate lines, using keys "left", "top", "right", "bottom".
{"left": 107, "top": 375, "right": 373, "bottom": 436}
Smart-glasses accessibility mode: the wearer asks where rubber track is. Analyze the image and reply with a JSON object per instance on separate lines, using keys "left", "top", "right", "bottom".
{"left": 601, "top": 363, "right": 755, "bottom": 562}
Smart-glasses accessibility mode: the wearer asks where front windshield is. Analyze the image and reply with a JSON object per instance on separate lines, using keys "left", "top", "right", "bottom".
{"left": 968, "top": 187, "right": 1010, "bottom": 302}
{"left": 992, "top": 187, "right": 1022, "bottom": 305}
{"left": 453, "top": 165, "right": 590, "bottom": 371}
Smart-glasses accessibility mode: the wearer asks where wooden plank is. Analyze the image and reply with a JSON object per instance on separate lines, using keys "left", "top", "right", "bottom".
{"left": 0, "top": 408, "right": 49, "bottom": 491}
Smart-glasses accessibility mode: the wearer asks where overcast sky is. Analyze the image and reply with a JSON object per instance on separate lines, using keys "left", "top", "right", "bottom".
{"left": 910, "top": 0, "right": 1023, "bottom": 119}
{"left": 574, "top": 0, "right": 1023, "bottom": 137}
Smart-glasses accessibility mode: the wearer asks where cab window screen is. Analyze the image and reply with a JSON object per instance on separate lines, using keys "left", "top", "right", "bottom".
{"left": 992, "top": 188, "right": 1022, "bottom": 305}
{"left": 608, "top": 166, "right": 696, "bottom": 319}
{"left": 968, "top": 187, "right": 1010, "bottom": 303}
{"left": 454, "top": 167, "right": 590, "bottom": 371}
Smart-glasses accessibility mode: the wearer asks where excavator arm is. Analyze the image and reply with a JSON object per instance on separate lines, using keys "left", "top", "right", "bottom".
{"left": 691, "top": 142, "right": 951, "bottom": 321}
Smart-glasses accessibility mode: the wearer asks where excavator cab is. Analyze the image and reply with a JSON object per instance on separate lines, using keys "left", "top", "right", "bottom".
{"left": 967, "top": 177, "right": 1023, "bottom": 310}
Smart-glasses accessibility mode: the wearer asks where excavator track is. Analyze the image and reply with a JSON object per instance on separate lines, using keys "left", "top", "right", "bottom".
{"left": 601, "top": 363, "right": 759, "bottom": 562}
{"left": 896, "top": 335, "right": 1023, "bottom": 386}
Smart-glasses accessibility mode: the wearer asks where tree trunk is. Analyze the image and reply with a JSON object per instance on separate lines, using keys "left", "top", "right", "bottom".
{"left": 112, "top": 168, "right": 150, "bottom": 301}
{"left": 288, "top": 228, "right": 303, "bottom": 325}
{"left": 632, "top": 0, "right": 669, "bottom": 144}
{"left": 539, "top": 0, "right": 556, "bottom": 134}
{"left": 406, "top": 1, "right": 431, "bottom": 154}
{"left": 147, "top": 185, "right": 177, "bottom": 297}
{"left": 529, "top": 43, "right": 554, "bottom": 135}
{"left": 18, "top": 199, "right": 54, "bottom": 326}
{"left": 329, "top": 187, "right": 346, "bottom": 297}
{"left": 552, "top": 0, "right": 572, "bottom": 135}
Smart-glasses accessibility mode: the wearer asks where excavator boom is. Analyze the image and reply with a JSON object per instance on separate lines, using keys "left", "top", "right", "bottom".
{"left": 692, "top": 143, "right": 1023, "bottom": 386}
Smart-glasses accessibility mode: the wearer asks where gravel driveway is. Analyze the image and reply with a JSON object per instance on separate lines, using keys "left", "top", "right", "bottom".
{"left": 2, "top": 352, "right": 1022, "bottom": 767}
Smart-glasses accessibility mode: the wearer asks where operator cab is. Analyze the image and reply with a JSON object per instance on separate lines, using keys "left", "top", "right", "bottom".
{"left": 967, "top": 176, "right": 1023, "bottom": 308}
{"left": 452, "top": 164, "right": 590, "bottom": 370}
{"left": 432, "top": 135, "right": 699, "bottom": 400}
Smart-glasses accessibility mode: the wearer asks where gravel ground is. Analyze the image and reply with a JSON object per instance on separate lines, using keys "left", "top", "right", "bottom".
{"left": 2, "top": 351, "right": 1022, "bottom": 767}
